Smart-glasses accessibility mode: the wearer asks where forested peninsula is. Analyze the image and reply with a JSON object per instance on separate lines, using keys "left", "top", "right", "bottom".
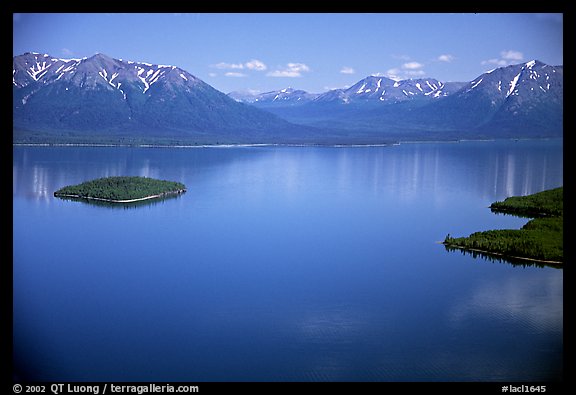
{"left": 54, "top": 176, "right": 186, "bottom": 203}
{"left": 443, "top": 187, "right": 563, "bottom": 266}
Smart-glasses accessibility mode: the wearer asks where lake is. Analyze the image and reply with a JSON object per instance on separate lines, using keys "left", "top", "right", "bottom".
{"left": 13, "top": 139, "right": 563, "bottom": 382}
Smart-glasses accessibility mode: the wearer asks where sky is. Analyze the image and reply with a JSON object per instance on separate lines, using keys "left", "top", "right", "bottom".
{"left": 13, "top": 13, "right": 563, "bottom": 94}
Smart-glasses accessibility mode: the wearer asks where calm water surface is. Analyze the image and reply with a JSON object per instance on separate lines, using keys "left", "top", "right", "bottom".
{"left": 13, "top": 140, "right": 563, "bottom": 381}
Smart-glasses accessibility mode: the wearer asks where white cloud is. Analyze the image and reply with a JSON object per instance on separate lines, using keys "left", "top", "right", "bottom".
{"left": 224, "top": 72, "right": 247, "bottom": 77}
{"left": 379, "top": 66, "right": 425, "bottom": 81}
{"left": 375, "top": 58, "right": 428, "bottom": 81}
{"left": 245, "top": 59, "right": 267, "bottom": 71}
{"left": 267, "top": 70, "right": 300, "bottom": 77}
{"left": 212, "top": 59, "right": 268, "bottom": 72}
{"left": 501, "top": 50, "right": 524, "bottom": 61}
{"left": 404, "top": 70, "right": 426, "bottom": 77}
{"left": 287, "top": 63, "right": 310, "bottom": 72}
{"left": 437, "top": 54, "right": 454, "bottom": 62}
{"left": 481, "top": 58, "right": 509, "bottom": 66}
{"left": 383, "top": 68, "right": 401, "bottom": 81}
{"left": 481, "top": 50, "right": 524, "bottom": 67}
{"left": 340, "top": 66, "right": 355, "bottom": 74}
{"left": 402, "top": 61, "right": 424, "bottom": 70}
{"left": 213, "top": 62, "right": 245, "bottom": 70}
{"left": 267, "top": 63, "right": 311, "bottom": 78}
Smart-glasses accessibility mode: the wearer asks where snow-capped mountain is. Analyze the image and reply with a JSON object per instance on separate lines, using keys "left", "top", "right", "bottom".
{"left": 484, "top": 60, "right": 563, "bottom": 133}
{"left": 313, "top": 76, "right": 466, "bottom": 105}
{"left": 13, "top": 52, "right": 306, "bottom": 143}
{"left": 13, "top": 52, "right": 202, "bottom": 93}
{"left": 13, "top": 53, "right": 563, "bottom": 143}
{"left": 229, "top": 87, "right": 319, "bottom": 106}
{"left": 402, "top": 59, "right": 564, "bottom": 136}
{"left": 229, "top": 77, "right": 466, "bottom": 110}
{"left": 244, "top": 60, "right": 562, "bottom": 139}
{"left": 438, "top": 59, "right": 562, "bottom": 110}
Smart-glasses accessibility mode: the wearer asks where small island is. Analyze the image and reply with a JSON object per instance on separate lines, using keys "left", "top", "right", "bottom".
{"left": 54, "top": 176, "right": 186, "bottom": 203}
{"left": 443, "top": 187, "right": 563, "bottom": 266}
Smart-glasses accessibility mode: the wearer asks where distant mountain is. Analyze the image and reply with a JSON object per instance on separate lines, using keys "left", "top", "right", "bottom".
{"left": 365, "top": 59, "right": 564, "bottom": 138}
{"left": 452, "top": 60, "right": 563, "bottom": 136}
{"left": 235, "top": 77, "right": 468, "bottom": 128}
{"left": 312, "top": 76, "right": 466, "bottom": 105}
{"left": 14, "top": 53, "right": 563, "bottom": 144}
{"left": 229, "top": 78, "right": 465, "bottom": 112}
{"left": 13, "top": 52, "right": 313, "bottom": 144}
{"left": 229, "top": 87, "right": 320, "bottom": 107}
{"left": 246, "top": 60, "right": 562, "bottom": 139}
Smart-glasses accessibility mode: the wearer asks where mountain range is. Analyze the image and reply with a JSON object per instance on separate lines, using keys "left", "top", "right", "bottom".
{"left": 229, "top": 78, "right": 466, "bottom": 107}
{"left": 229, "top": 60, "right": 563, "bottom": 140}
{"left": 13, "top": 52, "right": 563, "bottom": 144}
{"left": 13, "top": 52, "right": 312, "bottom": 144}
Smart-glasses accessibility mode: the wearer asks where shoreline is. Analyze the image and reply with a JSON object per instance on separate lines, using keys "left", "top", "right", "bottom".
{"left": 54, "top": 189, "right": 186, "bottom": 204}
{"left": 12, "top": 137, "right": 561, "bottom": 149}
{"left": 441, "top": 242, "right": 563, "bottom": 267}
{"left": 13, "top": 142, "right": 397, "bottom": 148}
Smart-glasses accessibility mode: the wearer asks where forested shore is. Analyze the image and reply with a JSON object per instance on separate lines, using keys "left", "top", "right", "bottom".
{"left": 54, "top": 176, "right": 186, "bottom": 203}
{"left": 443, "top": 187, "right": 563, "bottom": 266}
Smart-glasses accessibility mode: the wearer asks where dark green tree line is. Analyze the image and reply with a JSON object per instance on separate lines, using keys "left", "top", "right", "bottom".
{"left": 54, "top": 176, "right": 186, "bottom": 201}
{"left": 444, "top": 187, "right": 563, "bottom": 265}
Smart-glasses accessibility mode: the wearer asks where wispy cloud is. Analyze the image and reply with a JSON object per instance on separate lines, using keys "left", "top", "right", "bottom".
{"left": 381, "top": 68, "right": 401, "bottom": 80}
{"left": 437, "top": 54, "right": 454, "bottom": 62}
{"left": 340, "top": 66, "right": 355, "bottom": 75}
{"left": 245, "top": 59, "right": 267, "bottom": 71}
{"left": 213, "top": 62, "right": 245, "bottom": 70}
{"left": 376, "top": 60, "right": 426, "bottom": 81}
{"left": 224, "top": 72, "right": 247, "bottom": 78}
{"left": 501, "top": 50, "right": 524, "bottom": 61}
{"left": 481, "top": 50, "right": 524, "bottom": 67}
{"left": 402, "top": 61, "right": 424, "bottom": 70}
{"left": 212, "top": 59, "right": 267, "bottom": 71}
{"left": 404, "top": 70, "right": 426, "bottom": 77}
{"left": 382, "top": 61, "right": 426, "bottom": 80}
{"left": 382, "top": 54, "right": 454, "bottom": 80}
{"left": 481, "top": 58, "right": 508, "bottom": 67}
{"left": 267, "top": 63, "right": 311, "bottom": 78}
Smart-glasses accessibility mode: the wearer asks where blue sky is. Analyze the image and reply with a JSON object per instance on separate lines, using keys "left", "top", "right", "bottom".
{"left": 13, "top": 13, "right": 563, "bottom": 94}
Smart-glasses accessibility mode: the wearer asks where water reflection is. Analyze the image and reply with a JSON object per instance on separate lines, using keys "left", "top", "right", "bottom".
{"left": 13, "top": 146, "right": 268, "bottom": 204}
{"left": 13, "top": 141, "right": 564, "bottom": 381}
{"left": 301, "top": 140, "right": 562, "bottom": 205}
{"left": 373, "top": 140, "right": 563, "bottom": 202}
{"left": 54, "top": 193, "right": 184, "bottom": 209}
{"left": 14, "top": 141, "right": 563, "bottom": 206}
{"left": 449, "top": 271, "right": 563, "bottom": 334}
{"left": 443, "top": 244, "right": 563, "bottom": 269}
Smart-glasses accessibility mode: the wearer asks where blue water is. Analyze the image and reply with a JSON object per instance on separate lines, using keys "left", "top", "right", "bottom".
{"left": 13, "top": 140, "right": 563, "bottom": 381}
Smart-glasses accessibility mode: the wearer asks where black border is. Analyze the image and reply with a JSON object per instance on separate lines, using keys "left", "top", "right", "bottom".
{"left": 7, "top": 3, "right": 571, "bottom": 391}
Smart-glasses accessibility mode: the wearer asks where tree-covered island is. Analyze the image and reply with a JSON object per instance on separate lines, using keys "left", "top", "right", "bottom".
{"left": 54, "top": 176, "right": 186, "bottom": 203}
{"left": 443, "top": 187, "right": 563, "bottom": 266}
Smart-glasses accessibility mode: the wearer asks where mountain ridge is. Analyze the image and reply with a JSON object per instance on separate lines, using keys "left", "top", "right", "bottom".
{"left": 13, "top": 52, "right": 563, "bottom": 144}
{"left": 13, "top": 52, "right": 316, "bottom": 144}
{"left": 231, "top": 59, "right": 562, "bottom": 139}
